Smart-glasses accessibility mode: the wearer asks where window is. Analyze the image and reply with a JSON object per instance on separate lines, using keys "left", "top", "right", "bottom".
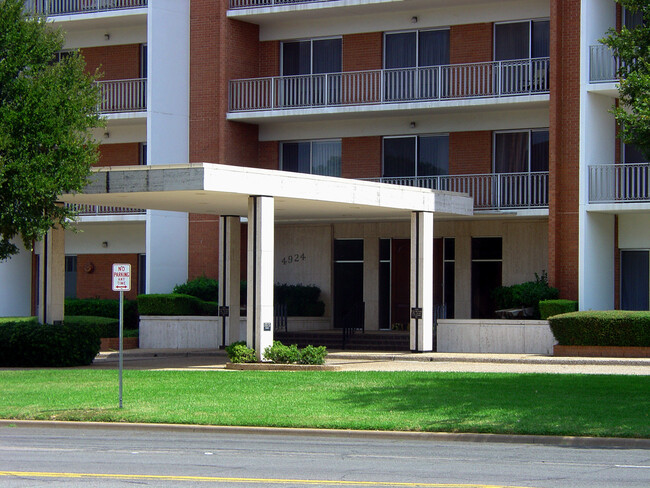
{"left": 471, "top": 237, "right": 502, "bottom": 318}
{"left": 139, "top": 143, "right": 147, "bottom": 165}
{"left": 624, "top": 143, "right": 646, "bottom": 163}
{"left": 494, "top": 130, "right": 549, "bottom": 173}
{"left": 138, "top": 254, "right": 146, "bottom": 295}
{"left": 64, "top": 255, "right": 77, "bottom": 299}
{"left": 383, "top": 135, "right": 449, "bottom": 178}
{"left": 494, "top": 20, "right": 550, "bottom": 60}
{"left": 624, "top": 7, "right": 644, "bottom": 30}
{"left": 280, "top": 140, "right": 341, "bottom": 177}
{"left": 384, "top": 29, "right": 449, "bottom": 100}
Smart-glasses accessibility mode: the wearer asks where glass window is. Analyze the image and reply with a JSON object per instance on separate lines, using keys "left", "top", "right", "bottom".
{"left": 624, "top": 8, "right": 644, "bottom": 30}
{"left": 624, "top": 143, "right": 646, "bottom": 163}
{"left": 385, "top": 30, "right": 449, "bottom": 69}
{"left": 280, "top": 140, "right": 341, "bottom": 177}
{"left": 334, "top": 239, "right": 363, "bottom": 262}
{"left": 495, "top": 20, "right": 549, "bottom": 60}
{"left": 494, "top": 130, "right": 548, "bottom": 173}
{"left": 383, "top": 135, "right": 449, "bottom": 178}
{"left": 472, "top": 237, "right": 502, "bottom": 260}
{"left": 282, "top": 38, "right": 341, "bottom": 75}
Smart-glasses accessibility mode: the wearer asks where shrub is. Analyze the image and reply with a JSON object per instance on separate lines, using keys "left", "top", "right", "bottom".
{"left": 137, "top": 294, "right": 217, "bottom": 316}
{"left": 264, "top": 341, "right": 300, "bottom": 364}
{"left": 548, "top": 311, "right": 650, "bottom": 347}
{"left": 493, "top": 272, "right": 559, "bottom": 319}
{"left": 539, "top": 299, "right": 579, "bottom": 319}
{"left": 0, "top": 321, "right": 100, "bottom": 367}
{"left": 225, "top": 341, "right": 257, "bottom": 363}
{"left": 65, "top": 315, "right": 119, "bottom": 338}
{"left": 299, "top": 345, "right": 328, "bottom": 365}
{"left": 173, "top": 275, "right": 218, "bottom": 302}
{"left": 274, "top": 283, "right": 326, "bottom": 317}
{"left": 0, "top": 316, "right": 37, "bottom": 324}
{"left": 65, "top": 298, "right": 139, "bottom": 329}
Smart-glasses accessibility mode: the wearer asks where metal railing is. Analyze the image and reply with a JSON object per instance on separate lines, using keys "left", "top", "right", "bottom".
{"left": 66, "top": 204, "right": 146, "bottom": 216}
{"left": 229, "top": 0, "right": 333, "bottom": 8}
{"left": 97, "top": 78, "right": 146, "bottom": 113}
{"left": 589, "top": 44, "right": 621, "bottom": 83}
{"left": 24, "top": 0, "right": 146, "bottom": 16}
{"left": 229, "top": 57, "right": 550, "bottom": 112}
{"left": 367, "top": 171, "right": 549, "bottom": 211}
{"left": 589, "top": 163, "right": 650, "bottom": 203}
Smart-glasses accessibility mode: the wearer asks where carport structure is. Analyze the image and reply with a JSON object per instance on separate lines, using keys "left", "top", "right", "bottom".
{"left": 56, "top": 163, "right": 472, "bottom": 358}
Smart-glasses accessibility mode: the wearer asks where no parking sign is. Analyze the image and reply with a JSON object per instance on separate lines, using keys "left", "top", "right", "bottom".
{"left": 111, "top": 263, "right": 131, "bottom": 292}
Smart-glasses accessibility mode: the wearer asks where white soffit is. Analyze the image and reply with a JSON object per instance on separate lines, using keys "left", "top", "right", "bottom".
{"left": 60, "top": 163, "right": 473, "bottom": 223}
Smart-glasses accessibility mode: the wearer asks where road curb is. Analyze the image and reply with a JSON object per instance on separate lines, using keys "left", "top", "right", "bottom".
{"left": 2, "top": 419, "right": 648, "bottom": 449}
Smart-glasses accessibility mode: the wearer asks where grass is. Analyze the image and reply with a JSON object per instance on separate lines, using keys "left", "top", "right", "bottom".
{"left": 0, "top": 370, "right": 648, "bottom": 438}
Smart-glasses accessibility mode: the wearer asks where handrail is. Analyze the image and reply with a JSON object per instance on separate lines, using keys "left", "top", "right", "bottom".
{"left": 229, "top": 0, "right": 333, "bottom": 9}
{"left": 229, "top": 57, "right": 550, "bottom": 112}
{"left": 24, "top": 0, "right": 147, "bottom": 16}
{"left": 97, "top": 78, "right": 147, "bottom": 113}
{"left": 67, "top": 203, "right": 146, "bottom": 216}
{"left": 365, "top": 171, "right": 549, "bottom": 211}
{"left": 589, "top": 163, "right": 650, "bottom": 203}
{"left": 589, "top": 45, "right": 620, "bottom": 83}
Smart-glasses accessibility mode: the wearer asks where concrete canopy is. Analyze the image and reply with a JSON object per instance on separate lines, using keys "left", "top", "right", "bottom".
{"left": 60, "top": 163, "right": 474, "bottom": 222}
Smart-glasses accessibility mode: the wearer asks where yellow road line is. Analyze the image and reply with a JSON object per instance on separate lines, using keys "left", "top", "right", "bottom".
{"left": 0, "top": 471, "right": 536, "bottom": 488}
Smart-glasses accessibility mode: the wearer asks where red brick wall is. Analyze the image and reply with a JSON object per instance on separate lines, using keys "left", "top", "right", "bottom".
{"left": 81, "top": 45, "right": 141, "bottom": 80}
{"left": 76, "top": 254, "right": 139, "bottom": 300}
{"left": 260, "top": 41, "right": 279, "bottom": 77}
{"left": 97, "top": 143, "right": 140, "bottom": 167}
{"left": 548, "top": 0, "right": 580, "bottom": 300}
{"left": 449, "top": 131, "right": 492, "bottom": 174}
{"left": 343, "top": 33, "right": 382, "bottom": 71}
{"left": 259, "top": 141, "right": 279, "bottom": 170}
{"left": 188, "top": 214, "right": 220, "bottom": 280}
{"left": 450, "top": 23, "right": 493, "bottom": 64}
{"left": 342, "top": 137, "right": 381, "bottom": 179}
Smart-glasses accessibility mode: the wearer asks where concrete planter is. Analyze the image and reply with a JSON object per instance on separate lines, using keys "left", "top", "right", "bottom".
{"left": 225, "top": 362, "right": 339, "bottom": 371}
{"left": 554, "top": 345, "right": 650, "bottom": 358}
{"left": 437, "top": 319, "right": 556, "bottom": 354}
{"left": 140, "top": 316, "right": 219, "bottom": 349}
{"left": 100, "top": 337, "right": 139, "bottom": 352}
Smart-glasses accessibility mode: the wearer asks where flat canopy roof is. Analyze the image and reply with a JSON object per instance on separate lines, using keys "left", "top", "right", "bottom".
{"left": 60, "top": 163, "right": 473, "bottom": 223}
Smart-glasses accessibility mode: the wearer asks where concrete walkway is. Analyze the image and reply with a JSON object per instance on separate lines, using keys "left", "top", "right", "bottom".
{"left": 90, "top": 348, "right": 650, "bottom": 375}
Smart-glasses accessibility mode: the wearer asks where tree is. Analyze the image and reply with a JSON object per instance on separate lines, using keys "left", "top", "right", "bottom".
{"left": 601, "top": 0, "right": 650, "bottom": 159}
{"left": 0, "top": 0, "right": 102, "bottom": 260}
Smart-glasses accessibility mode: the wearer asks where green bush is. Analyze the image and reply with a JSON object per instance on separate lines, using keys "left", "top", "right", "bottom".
{"left": 64, "top": 315, "right": 119, "bottom": 338}
{"left": 492, "top": 272, "right": 559, "bottom": 319}
{"left": 548, "top": 311, "right": 650, "bottom": 347}
{"left": 173, "top": 275, "right": 218, "bottom": 302}
{"left": 274, "top": 283, "right": 326, "bottom": 317}
{"left": 264, "top": 341, "right": 301, "bottom": 364}
{"left": 539, "top": 299, "right": 579, "bottom": 319}
{"left": 137, "top": 294, "right": 218, "bottom": 316}
{"left": 65, "top": 298, "right": 139, "bottom": 329}
{"left": 298, "top": 344, "right": 328, "bottom": 365}
{"left": 0, "top": 321, "right": 100, "bottom": 367}
{"left": 225, "top": 341, "right": 257, "bottom": 363}
{"left": 0, "top": 316, "right": 37, "bottom": 324}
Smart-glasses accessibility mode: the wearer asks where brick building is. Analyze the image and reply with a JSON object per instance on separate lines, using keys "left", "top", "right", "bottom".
{"left": 1, "top": 0, "right": 648, "bottom": 336}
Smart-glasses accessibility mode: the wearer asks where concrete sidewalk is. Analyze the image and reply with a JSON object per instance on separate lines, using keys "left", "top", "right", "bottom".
{"left": 91, "top": 348, "right": 650, "bottom": 375}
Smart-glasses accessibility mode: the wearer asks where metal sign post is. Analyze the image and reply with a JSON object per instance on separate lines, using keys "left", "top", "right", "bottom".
{"left": 112, "top": 263, "right": 131, "bottom": 409}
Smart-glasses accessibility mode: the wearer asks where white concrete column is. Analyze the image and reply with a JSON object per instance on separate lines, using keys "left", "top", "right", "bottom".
{"left": 410, "top": 212, "right": 434, "bottom": 352}
{"left": 218, "top": 216, "right": 241, "bottom": 347}
{"left": 247, "top": 196, "right": 274, "bottom": 361}
{"left": 38, "top": 224, "right": 65, "bottom": 324}
{"left": 579, "top": 212, "right": 615, "bottom": 310}
{"left": 0, "top": 240, "right": 32, "bottom": 317}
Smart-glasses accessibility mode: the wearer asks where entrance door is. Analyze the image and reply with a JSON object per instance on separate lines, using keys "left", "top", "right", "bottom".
{"left": 621, "top": 250, "right": 649, "bottom": 310}
{"left": 333, "top": 239, "right": 364, "bottom": 328}
{"left": 391, "top": 239, "right": 410, "bottom": 329}
{"left": 471, "top": 237, "right": 502, "bottom": 318}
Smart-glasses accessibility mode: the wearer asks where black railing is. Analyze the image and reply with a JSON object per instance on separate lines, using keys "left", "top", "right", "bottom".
{"left": 274, "top": 302, "right": 287, "bottom": 332}
{"left": 341, "top": 302, "right": 364, "bottom": 349}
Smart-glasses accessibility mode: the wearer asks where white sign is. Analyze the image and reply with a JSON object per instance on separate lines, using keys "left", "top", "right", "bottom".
{"left": 112, "top": 263, "right": 132, "bottom": 292}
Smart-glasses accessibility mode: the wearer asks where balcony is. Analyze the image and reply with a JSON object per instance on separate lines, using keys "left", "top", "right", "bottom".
{"left": 98, "top": 78, "right": 146, "bottom": 114}
{"left": 229, "top": 58, "right": 550, "bottom": 117}
{"left": 230, "top": 0, "right": 334, "bottom": 7}
{"left": 366, "top": 171, "right": 549, "bottom": 212}
{"left": 589, "top": 163, "right": 650, "bottom": 204}
{"left": 67, "top": 204, "right": 145, "bottom": 217}
{"left": 24, "top": 0, "right": 147, "bottom": 16}
{"left": 589, "top": 45, "right": 620, "bottom": 83}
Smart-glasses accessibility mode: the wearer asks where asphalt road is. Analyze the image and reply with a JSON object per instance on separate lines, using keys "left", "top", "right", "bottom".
{"left": 1, "top": 424, "right": 648, "bottom": 487}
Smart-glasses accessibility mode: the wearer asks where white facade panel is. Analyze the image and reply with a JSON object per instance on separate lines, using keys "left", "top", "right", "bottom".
{"left": 0, "top": 241, "right": 33, "bottom": 317}
{"left": 65, "top": 222, "right": 146, "bottom": 254}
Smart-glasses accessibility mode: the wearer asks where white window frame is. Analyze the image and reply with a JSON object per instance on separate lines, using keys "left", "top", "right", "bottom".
{"left": 382, "top": 133, "right": 449, "bottom": 177}
{"left": 383, "top": 28, "right": 450, "bottom": 69}
{"left": 493, "top": 18, "right": 550, "bottom": 60}
{"left": 492, "top": 128, "right": 549, "bottom": 174}
{"left": 280, "top": 36, "right": 342, "bottom": 76}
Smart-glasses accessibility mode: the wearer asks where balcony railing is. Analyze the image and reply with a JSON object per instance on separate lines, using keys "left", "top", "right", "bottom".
{"left": 589, "top": 45, "right": 620, "bottom": 83}
{"left": 24, "top": 0, "right": 147, "bottom": 16}
{"left": 97, "top": 78, "right": 146, "bottom": 113}
{"left": 230, "top": 0, "right": 333, "bottom": 8}
{"left": 229, "top": 58, "right": 550, "bottom": 112}
{"left": 66, "top": 204, "right": 145, "bottom": 216}
{"left": 589, "top": 163, "right": 650, "bottom": 203}
{"left": 366, "top": 171, "right": 549, "bottom": 211}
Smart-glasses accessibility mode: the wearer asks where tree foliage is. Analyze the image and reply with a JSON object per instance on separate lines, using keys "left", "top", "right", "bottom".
{"left": 601, "top": 0, "right": 650, "bottom": 159}
{"left": 0, "top": 0, "right": 102, "bottom": 260}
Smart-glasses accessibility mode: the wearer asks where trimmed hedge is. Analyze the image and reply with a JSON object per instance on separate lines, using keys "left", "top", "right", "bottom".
{"left": 0, "top": 316, "right": 37, "bottom": 324}
{"left": 548, "top": 311, "right": 650, "bottom": 347}
{"left": 65, "top": 316, "right": 119, "bottom": 338}
{"left": 493, "top": 273, "right": 559, "bottom": 319}
{"left": 274, "top": 283, "right": 325, "bottom": 317}
{"left": 0, "top": 321, "right": 100, "bottom": 367}
{"left": 137, "top": 294, "right": 218, "bottom": 316}
{"left": 173, "top": 275, "right": 218, "bottom": 302}
{"left": 65, "top": 298, "right": 139, "bottom": 329}
{"left": 539, "top": 299, "right": 579, "bottom": 319}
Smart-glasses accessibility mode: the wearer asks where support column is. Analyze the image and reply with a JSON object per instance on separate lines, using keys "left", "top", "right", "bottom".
{"left": 38, "top": 223, "right": 65, "bottom": 324}
{"left": 410, "top": 212, "right": 434, "bottom": 352}
{"left": 218, "top": 216, "right": 241, "bottom": 346}
{"left": 247, "top": 196, "right": 274, "bottom": 361}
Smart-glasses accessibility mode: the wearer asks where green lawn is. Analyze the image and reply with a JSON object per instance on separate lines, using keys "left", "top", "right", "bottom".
{"left": 1, "top": 370, "right": 648, "bottom": 438}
